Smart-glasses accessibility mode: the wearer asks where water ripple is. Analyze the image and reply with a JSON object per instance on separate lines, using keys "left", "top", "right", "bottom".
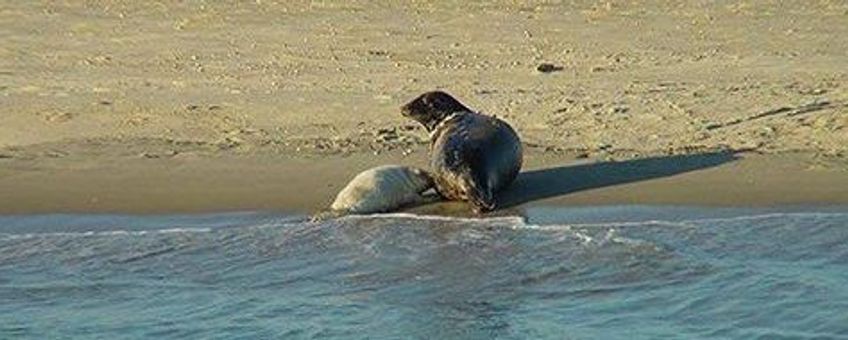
{"left": 1, "top": 209, "right": 847, "bottom": 339}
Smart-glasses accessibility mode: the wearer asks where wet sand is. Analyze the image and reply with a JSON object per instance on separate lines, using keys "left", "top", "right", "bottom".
{"left": 1, "top": 1, "right": 846, "bottom": 215}
{"left": 1, "top": 149, "right": 846, "bottom": 215}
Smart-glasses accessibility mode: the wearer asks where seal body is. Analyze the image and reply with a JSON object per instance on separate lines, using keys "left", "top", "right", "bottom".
{"left": 401, "top": 91, "right": 522, "bottom": 213}
{"left": 330, "top": 165, "right": 434, "bottom": 214}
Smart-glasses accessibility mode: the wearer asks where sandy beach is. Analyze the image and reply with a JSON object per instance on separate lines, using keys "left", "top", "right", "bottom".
{"left": 1, "top": 1, "right": 846, "bottom": 215}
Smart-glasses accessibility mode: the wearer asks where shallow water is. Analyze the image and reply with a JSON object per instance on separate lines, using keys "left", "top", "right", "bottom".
{"left": 1, "top": 206, "right": 847, "bottom": 339}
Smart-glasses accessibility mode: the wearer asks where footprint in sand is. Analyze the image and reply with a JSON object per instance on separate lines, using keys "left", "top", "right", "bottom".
{"left": 38, "top": 111, "right": 75, "bottom": 123}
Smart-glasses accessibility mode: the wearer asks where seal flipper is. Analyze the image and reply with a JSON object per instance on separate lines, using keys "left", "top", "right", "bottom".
{"left": 459, "top": 161, "right": 495, "bottom": 213}
{"left": 465, "top": 174, "right": 495, "bottom": 213}
{"left": 451, "top": 145, "right": 495, "bottom": 213}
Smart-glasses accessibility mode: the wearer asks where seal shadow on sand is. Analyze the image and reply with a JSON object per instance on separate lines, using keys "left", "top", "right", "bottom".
{"left": 496, "top": 151, "right": 739, "bottom": 209}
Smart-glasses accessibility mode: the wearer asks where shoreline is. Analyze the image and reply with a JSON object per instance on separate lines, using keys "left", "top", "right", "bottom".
{"left": 2, "top": 150, "right": 846, "bottom": 216}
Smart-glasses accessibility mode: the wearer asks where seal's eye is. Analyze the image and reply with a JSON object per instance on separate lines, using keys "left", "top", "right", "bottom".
{"left": 428, "top": 95, "right": 444, "bottom": 110}
{"left": 427, "top": 92, "right": 448, "bottom": 109}
{"left": 401, "top": 101, "right": 422, "bottom": 118}
{"left": 423, "top": 91, "right": 467, "bottom": 114}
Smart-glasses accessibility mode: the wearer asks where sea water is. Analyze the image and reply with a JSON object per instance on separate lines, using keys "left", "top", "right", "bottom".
{"left": 1, "top": 206, "right": 847, "bottom": 339}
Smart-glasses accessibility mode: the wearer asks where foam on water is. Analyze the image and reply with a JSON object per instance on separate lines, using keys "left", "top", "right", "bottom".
{"left": 1, "top": 207, "right": 847, "bottom": 339}
{"left": 0, "top": 228, "right": 215, "bottom": 241}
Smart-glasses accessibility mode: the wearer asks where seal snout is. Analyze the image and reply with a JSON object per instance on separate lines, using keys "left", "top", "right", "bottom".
{"left": 400, "top": 102, "right": 415, "bottom": 118}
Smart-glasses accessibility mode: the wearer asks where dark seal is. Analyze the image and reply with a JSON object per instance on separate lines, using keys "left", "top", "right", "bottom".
{"left": 401, "top": 91, "right": 522, "bottom": 213}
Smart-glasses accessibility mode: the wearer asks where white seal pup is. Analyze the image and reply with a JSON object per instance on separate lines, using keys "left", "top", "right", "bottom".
{"left": 329, "top": 165, "right": 435, "bottom": 214}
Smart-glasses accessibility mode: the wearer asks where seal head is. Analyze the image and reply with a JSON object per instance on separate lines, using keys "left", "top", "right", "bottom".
{"left": 401, "top": 91, "right": 471, "bottom": 132}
